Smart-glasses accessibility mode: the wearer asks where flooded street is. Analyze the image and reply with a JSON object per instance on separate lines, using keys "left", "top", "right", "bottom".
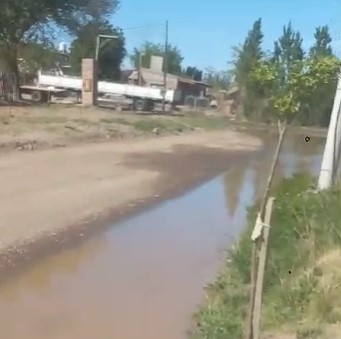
{"left": 0, "top": 132, "right": 324, "bottom": 339}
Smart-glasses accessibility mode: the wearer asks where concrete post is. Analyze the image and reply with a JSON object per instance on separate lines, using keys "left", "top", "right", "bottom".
{"left": 317, "top": 73, "right": 341, "bottom": 190}
{"left": 82, "top": 58, "right": 97, "bottom": 106}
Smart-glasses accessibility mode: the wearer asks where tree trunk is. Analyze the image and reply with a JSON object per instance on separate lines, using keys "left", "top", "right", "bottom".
{"left": 237, "top": 87, "right": 247, "bottom": 120}
{"left": 3, "top": 45, "right": 21, "bottom": 102}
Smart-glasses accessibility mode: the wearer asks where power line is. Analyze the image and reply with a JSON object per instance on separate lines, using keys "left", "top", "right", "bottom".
{"left": 121, "top": 24, "right": 164, "bottom": 31}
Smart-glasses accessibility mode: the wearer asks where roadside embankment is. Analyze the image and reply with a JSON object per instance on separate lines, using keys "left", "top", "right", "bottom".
{"left": 0, "top": 105, "right": 234, "bottom": 152}
{"left": 193, "top": 173, "right": 341, "bottom": 339}
{"left": 0, "top": 105, "right": 326, "bottom": 153}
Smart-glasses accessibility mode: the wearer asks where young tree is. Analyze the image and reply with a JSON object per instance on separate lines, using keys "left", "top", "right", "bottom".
{"left": 69, "top": 21, "right": 125, "bottom": 81}
{"left": 0, "top": 0, "right": 119, "bottom": 100}
{"left": 250, "top": 55, "right": 340, "bottom": 125}
{"left": 130, "top": 41, "right": 183, "bottom": 74}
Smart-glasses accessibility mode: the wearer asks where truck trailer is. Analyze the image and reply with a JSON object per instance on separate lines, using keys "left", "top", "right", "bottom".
{"left": 21, "top": 70, "right": 181, "bottom": 111}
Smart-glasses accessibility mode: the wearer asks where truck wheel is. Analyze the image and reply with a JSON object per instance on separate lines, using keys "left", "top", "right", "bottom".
{"left": 134, "top": 98, "right": 145, "bottom": 111}
{"left": 31, "top": 90, "right": 42, "bottom": 102}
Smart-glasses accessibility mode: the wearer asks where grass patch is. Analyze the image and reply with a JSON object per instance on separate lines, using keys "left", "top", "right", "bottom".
{"left": 180, "top": 115, "right": 230, "bottom": 130}
{"left": 132, "top": 115, "right": 231, "bottom": 134}
{"left": 99, "top": 117, "right": 132, "bottom": 125}
{"left": 132, "top": 118, "right": 187, "bottom": 133}
{"left": 193, "top": 173, "right": 341, "bottom": 338}
{"left": 17, "top": 115, "right": 68, "bottom": 124}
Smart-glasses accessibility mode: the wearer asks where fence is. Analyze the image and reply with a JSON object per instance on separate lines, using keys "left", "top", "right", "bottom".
{"left": 184, "top": 95, "right": 209, "bottom": 109}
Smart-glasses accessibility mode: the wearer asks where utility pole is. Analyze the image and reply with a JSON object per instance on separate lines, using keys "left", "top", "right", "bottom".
{"left": 138, "top": 52, "right": 143, "bottom": 86}
{"left": 162, "top": 20, "right": 169, "bottom": 113}
{"left": 317, "top": 71, "right": 341, "bottom": 190}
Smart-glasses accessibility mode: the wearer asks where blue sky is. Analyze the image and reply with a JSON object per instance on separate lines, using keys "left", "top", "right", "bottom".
{"left": 113, "top": 0, "right": 341, "bottom": 71}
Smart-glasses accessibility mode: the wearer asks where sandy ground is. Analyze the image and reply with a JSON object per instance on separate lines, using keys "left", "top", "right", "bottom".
{"left": 0, "top": 128, "right": 262, "bottom": 277}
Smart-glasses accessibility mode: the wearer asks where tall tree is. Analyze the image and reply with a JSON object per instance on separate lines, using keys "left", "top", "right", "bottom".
{"left": 309, "top": 25, "right": 332, "bottom": 58}
{"left": 0, "top": 0, "right": 119, "bottom": 100}
{"left": 233, "top": 18, "right": 264, "bottom": 87}
{"left": 272, "top": 22, "right": 304, "bottom": 77}
{"left": 305, "top": 25, "right": 335, "bottom": 126}
{"left": 232, "top": 18, "right": 264, "bottom": 118}
{"left": 130, "top": 41, "right": 183, "bottom": 74}
{"left": 69, "top": 21, "right": 125, "bottom": 81}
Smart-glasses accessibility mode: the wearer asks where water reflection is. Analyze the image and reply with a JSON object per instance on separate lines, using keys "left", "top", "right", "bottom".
{"left": 222, "top": 161, "right": 249, "bottom": 218}
{"left": 0, "top": 134, "right": 325, "bottom": 339}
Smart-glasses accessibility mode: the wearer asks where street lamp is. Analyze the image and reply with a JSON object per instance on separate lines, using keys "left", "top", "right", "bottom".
{"left": 95, "top": 34, "right": 119, "bottom": 61}
{"left": 94, "top": 35, "right": 118, "bottom": 105}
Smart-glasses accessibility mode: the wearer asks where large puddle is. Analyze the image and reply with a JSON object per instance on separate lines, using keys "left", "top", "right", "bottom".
{"left": 0, "top": 133, "right": 324, "bottom": 339}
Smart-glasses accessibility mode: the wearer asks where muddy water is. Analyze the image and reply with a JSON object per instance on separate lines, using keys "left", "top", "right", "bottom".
{"left": 0, "top": 133, "right": 324, "bottom": 339}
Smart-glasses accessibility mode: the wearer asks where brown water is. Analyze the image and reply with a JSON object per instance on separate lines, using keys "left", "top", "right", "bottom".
{"left": 0, "top": 134, "right": 324, "bottom": 339}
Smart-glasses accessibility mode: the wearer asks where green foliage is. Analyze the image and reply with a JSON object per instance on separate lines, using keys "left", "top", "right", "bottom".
{"left": 310, "top": 26, "right": 332, "bottom": 58}
{"left": 303, "top": 26, "right": 336, "bottom": 126}
{"left": 273, "top": 22, "right": 304, "bottom": 69}
{"left": 130, "top": 41, "right": 183, "bottom": 74}
{"left": 250, "top": 55, "right": 340, "bottom": 121}
{"left": 0, "top": 0, "right": 120, "bottom": 99}
{"left": 18, "top": 43, "right": 63, "bottom": 73}
{"left": 183, "top": 66, "right": 203, "bottom": 81}
{"left": 203, "top": 67, "right": 231, "bottom": 89}
{"left": 233, "top": 18, "right": 264, "bottom": 87}
{"left": 69, "top": 21, "right": 125, "bottom": 81}
{"left": 194, "top": 173, "right": 341, "bottom": 337}
{"left": 232, "top": 18, "right": 265, "bottom": 119}
{"left": 233, "top": 19, "right": 338, "bottom": 127}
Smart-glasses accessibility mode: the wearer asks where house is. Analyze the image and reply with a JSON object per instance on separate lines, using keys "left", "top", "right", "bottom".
{"left": 123, "top": 55, "right": 211, "bottom": 105}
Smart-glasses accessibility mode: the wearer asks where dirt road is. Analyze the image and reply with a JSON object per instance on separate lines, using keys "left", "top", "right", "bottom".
{"left": 0, "top": 129, "right": 261, "bottom": 276}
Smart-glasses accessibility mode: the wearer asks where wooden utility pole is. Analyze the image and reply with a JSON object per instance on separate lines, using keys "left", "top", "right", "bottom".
{"left": 162, "top": 20, "right": 169, "bottom": 113}
{"left": 138, "top": 52, "right": 143, "bottom": 86}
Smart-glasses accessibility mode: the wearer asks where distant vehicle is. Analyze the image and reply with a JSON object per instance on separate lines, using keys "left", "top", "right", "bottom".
{"left": 20, "top": 70, "right": 181, "bottom": 111}
{"left": 209, "top": 99, "right": 218, "bottom": 108}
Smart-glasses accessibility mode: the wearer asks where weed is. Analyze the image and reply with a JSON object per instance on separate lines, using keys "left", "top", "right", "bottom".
{"left": 193, "top": 173, "right": 341, "bottom": 338}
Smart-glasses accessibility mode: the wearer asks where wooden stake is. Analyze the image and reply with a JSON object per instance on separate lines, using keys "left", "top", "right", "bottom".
{"left": 244, "top": 242, "right": 258, "bottom": 339}
{"left": 252, "top": 197, "right": 275, "bottom": 339}
{"left": 244, "top": 120, "right": 286, "bottom": 339}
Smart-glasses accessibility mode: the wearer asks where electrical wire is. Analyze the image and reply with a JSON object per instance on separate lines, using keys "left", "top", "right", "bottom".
{"left": 121, "top": 24, "right": 164, "bottom": 31}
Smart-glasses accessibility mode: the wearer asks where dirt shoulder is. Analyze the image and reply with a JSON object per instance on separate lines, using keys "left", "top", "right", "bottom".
{"left": 0, "top": 124, "right": 262, "bottom": 280}
{"left": 0, "top": 105, "right": 326, "bottom": 152}
{"left": 0, "top": 105, "right": 235, "bottom": 151}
